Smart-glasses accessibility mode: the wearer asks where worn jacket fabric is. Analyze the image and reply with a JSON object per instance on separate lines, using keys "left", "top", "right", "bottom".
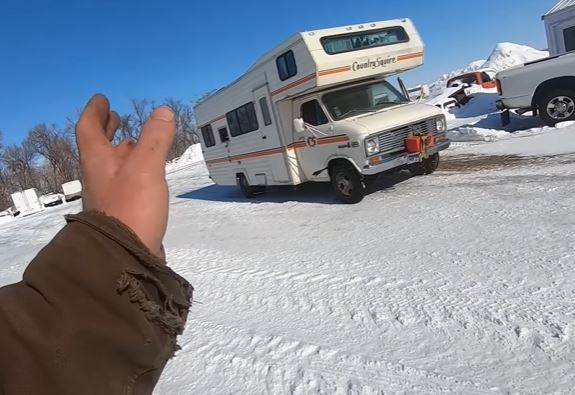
{"left": 0, "top": 211, "right": 193, "bottom": 395}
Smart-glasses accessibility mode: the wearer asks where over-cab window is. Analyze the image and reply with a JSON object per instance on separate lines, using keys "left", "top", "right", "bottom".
{"left": 321, "top": 26, "right": 409, "bottom": 55}
{"left": 201, "top": 124, "right": 216, "bottom": 147}
{"left": 301, "top": 100, "right": 329, "bottom": 126}
{"left": 226, "top": 102, "right": 259, "bottom": 137}
{"left": 276, "top": 50, "right": 297, "bottom": 81}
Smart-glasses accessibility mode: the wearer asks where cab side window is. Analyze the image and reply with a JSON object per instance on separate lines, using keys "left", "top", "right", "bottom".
{"left": 301, "top": 100, "right": 329, "bottom": 126}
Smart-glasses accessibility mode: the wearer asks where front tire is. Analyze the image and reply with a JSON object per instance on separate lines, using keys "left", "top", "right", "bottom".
{"left": 330, "top": 162, "right": 364, "bottom": 204}
{"left": 409, "top": 153, "right": 440, "bottom": 175}
{"left": 539, "top": 89, "right": 575, "bottom": 126}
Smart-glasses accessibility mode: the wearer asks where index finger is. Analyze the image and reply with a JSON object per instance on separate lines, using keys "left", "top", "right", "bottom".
{"left": 76, "top": 94, "right": 113, "bottom": 155}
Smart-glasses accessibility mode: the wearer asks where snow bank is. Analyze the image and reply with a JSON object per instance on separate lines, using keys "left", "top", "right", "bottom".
{"left": 448, "top": 121, "right": 575, "bottom": 155}
{"left": 166, "top": 144, "right": 204, "bottom": 172}
{"left": 482, "top": 42, "right": 549, "bottom": 72}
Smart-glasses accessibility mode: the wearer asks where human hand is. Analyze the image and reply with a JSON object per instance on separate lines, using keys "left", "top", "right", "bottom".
{"left": 76, "top": 94, "right": 175, "bottom": 257}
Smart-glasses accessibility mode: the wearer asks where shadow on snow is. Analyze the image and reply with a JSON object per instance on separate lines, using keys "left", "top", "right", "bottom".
{"left": 176, "top": 170, "right": 416, "bottom": 204}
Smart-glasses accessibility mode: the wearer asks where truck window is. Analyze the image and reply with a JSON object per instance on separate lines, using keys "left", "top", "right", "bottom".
{"left": 481, "top": 72, "right": 492, "bottom": 83}
{"left": 276, "top": 50, "right": 297, "bottom": 81}
{"left": 301, "top": 100, "right": 329, "bottom": 126}
{"left": 226, "top": 102, "right": 259, "bottom": 137}
{"left": 259, "top": 97, "right": 273, "bottom": 126}
{"left": 201, "top": 124, "right": 216, "bottom": 147}
{"left": 218, "top": 127, "right": 229, "bottom": 143}
{"left": 321, "top": 26, "right": 409, "bottom": 55}
{"left": 564, "top": 26, "right": 575, "bottom": 53}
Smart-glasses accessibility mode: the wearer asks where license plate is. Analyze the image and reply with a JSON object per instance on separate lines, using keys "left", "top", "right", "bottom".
{"left": 407, "top": 154, "right": 420, "bottom": 164}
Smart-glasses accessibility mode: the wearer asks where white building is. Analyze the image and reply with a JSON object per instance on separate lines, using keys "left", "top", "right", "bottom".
{"left": 543, "top": 0, "right": 575, "bottom": 56}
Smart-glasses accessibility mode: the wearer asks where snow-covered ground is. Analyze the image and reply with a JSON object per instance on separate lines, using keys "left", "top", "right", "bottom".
{"left": 3, "top": 42, "right": 575, "bottom": 394}
{"left": 2, "top": 124, "right": 575, "bottom": 393}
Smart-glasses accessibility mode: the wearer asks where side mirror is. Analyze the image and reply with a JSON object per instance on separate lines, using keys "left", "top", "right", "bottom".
{"left": 420, "top": 84, "right": 430, "bottom": 99}
{"left": 293, "top": 118, "right": 306, "bottom": 134}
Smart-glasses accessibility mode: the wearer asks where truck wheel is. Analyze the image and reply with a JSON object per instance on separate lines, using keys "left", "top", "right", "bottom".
{"left": 330, "top": 162, "right": 364, "bottom": 204}
{"left": 421, "top": 153, "right": 440, "bottom": 175}
{"left": 410, "top": 153, "right": 440, "bottom": 175}
{"left": 237, "top": 174, "right": 263, "bottom": 198}
{"left": 539, "top": 89, "right": 575, "bottom": 126}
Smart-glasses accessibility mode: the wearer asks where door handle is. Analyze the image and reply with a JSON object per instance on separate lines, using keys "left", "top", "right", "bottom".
{"left": 262, "top": 136, "right": 267, "bottom": 140}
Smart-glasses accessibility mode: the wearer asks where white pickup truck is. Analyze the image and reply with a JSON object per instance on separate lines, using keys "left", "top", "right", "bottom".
{"left": 496, "top": 51, "right": 575, "bottom": 126}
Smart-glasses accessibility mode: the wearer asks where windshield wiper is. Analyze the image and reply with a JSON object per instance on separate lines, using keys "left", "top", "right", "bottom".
{"left": 373, "top": 100, "right": 408, "bottom": 107}
{"left": 338, "top": 108, "right": 374, "bottom": 119}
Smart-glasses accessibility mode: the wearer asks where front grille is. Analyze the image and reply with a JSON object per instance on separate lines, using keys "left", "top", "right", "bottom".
{"left": 377, "top": 118, "right": 439, "bottom": 154}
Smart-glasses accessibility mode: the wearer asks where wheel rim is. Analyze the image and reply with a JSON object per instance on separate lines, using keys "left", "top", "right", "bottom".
{"left": 546, "top": 96, "right": 575, "bottom": 120}
{"left": 336, "top": 173, "right": 353, "bottom": 196}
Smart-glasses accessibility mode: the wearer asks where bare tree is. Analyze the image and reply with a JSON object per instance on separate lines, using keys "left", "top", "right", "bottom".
{"left": 1, "top": 141, "right": 37, "bottom": 190}
{"left": 27, "top": 124, "right": 80, "bottom": 191}
{"left": 164, "top": 98, "right": 198, "bottom": 160}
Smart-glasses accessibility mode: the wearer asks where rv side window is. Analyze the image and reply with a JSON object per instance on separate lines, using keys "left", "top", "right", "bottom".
{"left": 201, "top": 125, "right": 216, "bottom": 147}
{"left": 301, "top": 100, "right": 329, "bottom": 126}
{"left": 218, "top": 127, "right": 229, "bottom": 143}
{"left": 259, "top": 97, "right": 272, "bottom": 126}
{"left": 276, "top": 50, "right": 297, "bottom": 81}
{"left": 227, "top": 102, "right": 259, "bottom": 137}
{"left": 321, "top": 26, "right": 409, "bottom": 55}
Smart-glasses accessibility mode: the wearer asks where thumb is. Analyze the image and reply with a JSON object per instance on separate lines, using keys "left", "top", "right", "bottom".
{"left": 133, "top": 106, "right": 175, "bottom": 173}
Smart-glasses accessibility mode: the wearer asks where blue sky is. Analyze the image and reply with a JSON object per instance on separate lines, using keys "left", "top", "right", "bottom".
{"left": 0, "top": 0, "right": 558, "bottom": 145}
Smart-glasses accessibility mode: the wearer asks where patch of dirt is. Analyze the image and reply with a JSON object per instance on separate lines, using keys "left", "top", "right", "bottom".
{"left": 439, "top": 154, "right": 575, "bottom": 173}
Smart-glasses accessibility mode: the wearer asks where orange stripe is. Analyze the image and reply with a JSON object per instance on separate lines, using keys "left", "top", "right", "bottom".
{"left": 318, "top": 66, "right": 352, "bottom": 77}
{"left": 318, "top": 135, "right": 350, "bottom": 145}
{"left": 206, "top": 157, "right": 230, "bottom": 165}
{"left": 397, "top": 52, "right": 424, "bottom": 62}
{"left": 271, "top": 74, "right": 316, "bottom": 96}
{"left": 233, "top": 148, "right": 284, "bottom": 161}
{"left": 207, "top": 135, "right": 350, "bottom": 165}
{"left": 287, "top": 142, "right": 307, "bottom": 150}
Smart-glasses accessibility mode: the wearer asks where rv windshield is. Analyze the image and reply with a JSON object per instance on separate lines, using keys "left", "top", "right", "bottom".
{"left": 322, "top": 80, "right": 409, "bottom": 120}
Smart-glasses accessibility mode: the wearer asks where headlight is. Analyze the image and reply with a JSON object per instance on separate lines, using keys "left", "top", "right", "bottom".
{"left": 365, "top": 138, "right": 379, "bottom": 155}
{"left": 436, "top": 117, "right": 446, "bottom": 133}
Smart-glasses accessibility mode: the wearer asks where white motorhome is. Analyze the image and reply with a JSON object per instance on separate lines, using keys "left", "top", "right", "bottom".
{"left": 195, "top": 19, "right": 450, "bottom": 203}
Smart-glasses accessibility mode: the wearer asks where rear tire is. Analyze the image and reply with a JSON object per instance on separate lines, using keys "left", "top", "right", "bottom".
{"left": 237, "top": 174, "right": 264, "bottom": 198}
{"left": 330, "top": 162, "right": 364, "bottom": 204}
{"left": 539, "top": 89, "right": 575, "bottom": 126}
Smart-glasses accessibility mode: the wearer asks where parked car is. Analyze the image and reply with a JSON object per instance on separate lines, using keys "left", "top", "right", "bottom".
{"left": 447, "top": 69, "right": 498, "bottom": 90}
{"left": 40, "top": 193, "right": 64, "bottom": 208}
{"left": 496, "top": 51, "right": 575, "bottom": 126}
{"left": 0, "top": 207, "right": 20, "bottom": 218}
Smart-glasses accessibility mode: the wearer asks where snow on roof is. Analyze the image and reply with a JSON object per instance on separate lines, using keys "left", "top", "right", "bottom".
{"left": 544, "top": 0, "right": 575, "bottom": 17}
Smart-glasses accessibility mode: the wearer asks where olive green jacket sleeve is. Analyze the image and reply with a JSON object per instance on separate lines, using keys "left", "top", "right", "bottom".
{"left": 0, "top": 211, "right": 193, "bottom": 395}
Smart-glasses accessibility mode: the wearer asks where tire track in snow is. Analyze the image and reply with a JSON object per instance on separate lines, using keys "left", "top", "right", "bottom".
{"left": 177, "top": 317, "right": 494, "bottom": 394}
{"left": 171, "top": 246, "right": 575, "bottom": 357}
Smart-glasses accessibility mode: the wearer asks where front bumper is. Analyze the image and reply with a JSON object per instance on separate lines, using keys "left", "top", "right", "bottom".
{"left": 362, "top": 140, "right": 451, "bottom": 176}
